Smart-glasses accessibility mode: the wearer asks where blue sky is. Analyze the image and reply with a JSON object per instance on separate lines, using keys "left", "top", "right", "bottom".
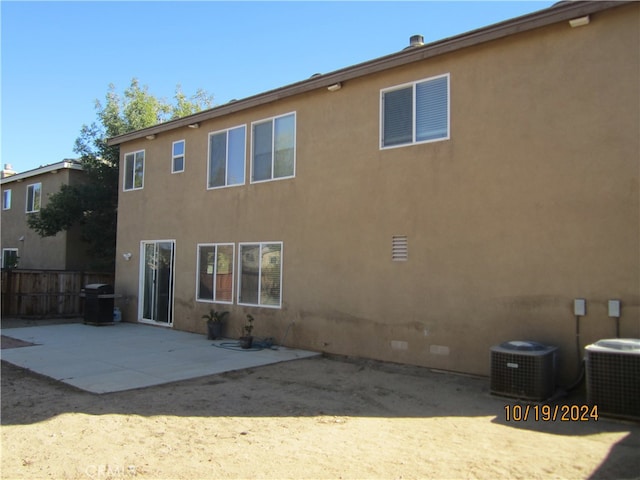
{"left": 1, "top": 1, "right": 553, "bottom": 173}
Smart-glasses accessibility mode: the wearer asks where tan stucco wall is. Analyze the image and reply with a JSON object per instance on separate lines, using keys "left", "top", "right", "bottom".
{"left": 114, "top": 4, "right": 639, "bottom": 383}
{"left": 1, "top": 168, "right": 91, "bottom": 270}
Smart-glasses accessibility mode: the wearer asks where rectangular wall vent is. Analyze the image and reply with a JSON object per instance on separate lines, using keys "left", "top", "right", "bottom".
{"left": 392, "top": 235, "right": 408, "bottom": 261}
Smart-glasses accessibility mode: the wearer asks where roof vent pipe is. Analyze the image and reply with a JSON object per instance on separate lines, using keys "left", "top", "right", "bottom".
{"left": 409, "top": 35, "right": 424, "bottom": 47}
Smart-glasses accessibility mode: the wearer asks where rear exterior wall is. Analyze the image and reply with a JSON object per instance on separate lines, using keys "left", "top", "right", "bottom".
{"left": 114, "top": 4, "right": 639, "bottom": 382}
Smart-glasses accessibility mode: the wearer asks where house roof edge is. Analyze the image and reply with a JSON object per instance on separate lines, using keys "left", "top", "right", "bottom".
{"left": 107, "top": 0, "right": 626, "bottom": 147}
{"left": 0, "top": 160, "right": 83, "bottom": 185}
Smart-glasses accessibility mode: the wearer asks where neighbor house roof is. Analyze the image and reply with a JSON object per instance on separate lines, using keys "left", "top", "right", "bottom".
{"left": 0, "top": 160, "right": 83, "bottom": 185}
{"left": 107, "top": 1, "right": 625, "bottom": 147}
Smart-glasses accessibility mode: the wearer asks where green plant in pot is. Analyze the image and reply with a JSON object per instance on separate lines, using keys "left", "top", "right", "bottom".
{"left": 201, "top": 309, "right": 228, "bottom": 340}
{"left": 240, "top": 314, "right": 254, "bottom": 349}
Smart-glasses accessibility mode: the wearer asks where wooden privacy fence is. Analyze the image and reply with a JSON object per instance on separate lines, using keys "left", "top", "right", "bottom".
{"left": 1, "top": 270, "right": 114, "bottom": 317}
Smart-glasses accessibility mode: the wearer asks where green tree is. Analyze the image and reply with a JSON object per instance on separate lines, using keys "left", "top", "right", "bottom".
{"left": 28, "top": 78, "right": 214, "bottom": 271}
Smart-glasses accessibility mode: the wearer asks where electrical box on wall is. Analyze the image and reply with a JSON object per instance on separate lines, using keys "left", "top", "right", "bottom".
{"left": 608, "top": 300, "right": 621, "bottom": 318}
{"left": 574, "top": 298, "right": 586, "bottom": 316}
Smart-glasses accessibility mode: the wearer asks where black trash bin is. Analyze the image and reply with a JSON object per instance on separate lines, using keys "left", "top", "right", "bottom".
{"left": 83, "top": 284, "right": 115, "bottom": 325}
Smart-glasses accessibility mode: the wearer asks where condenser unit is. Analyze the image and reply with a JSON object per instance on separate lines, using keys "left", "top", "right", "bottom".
{"left": 585, "top": 338, "right": 640, "bottom": 420}
{"left": 490, "top": 341, "right": 557, "bottom": 401}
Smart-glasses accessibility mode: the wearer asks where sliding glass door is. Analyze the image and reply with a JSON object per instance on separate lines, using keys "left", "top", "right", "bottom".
{"left": 140, "top": 240, "right": 175, "bottom": 326}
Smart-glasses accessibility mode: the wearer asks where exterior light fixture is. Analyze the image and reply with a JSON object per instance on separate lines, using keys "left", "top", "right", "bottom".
{"left": 123, "top": 252, "right": 132, "bottom": 261}
{"left": 145, "top": 134, "right": 156, "bottom": 140}
{"left": 187, "top": 123, "right": 200, "bottom": 129}
{"left": 327, "top": 83, "right": 342, "bottom": 92}
{"left": 569, "top": 15, "right": 590, "bottom": 28}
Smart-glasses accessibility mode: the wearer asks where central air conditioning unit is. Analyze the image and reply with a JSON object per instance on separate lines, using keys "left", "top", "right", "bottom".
{"left": 490, "top": 341, "right": 557, "bottom": 401}
{"left": 585, "top": 338, "right": 640, "bottom": 420}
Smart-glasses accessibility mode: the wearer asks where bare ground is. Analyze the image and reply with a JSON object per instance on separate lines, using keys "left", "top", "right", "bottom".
{"left": 1, "top": 331, "right": 639, "bottom": 480}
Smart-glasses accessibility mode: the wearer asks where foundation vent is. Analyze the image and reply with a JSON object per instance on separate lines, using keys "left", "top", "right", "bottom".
{"left": 585, "top": 338, "right": 640, "bottom": 420}
{"left": 392, "top": 235, "right": 408, "bottom": 261}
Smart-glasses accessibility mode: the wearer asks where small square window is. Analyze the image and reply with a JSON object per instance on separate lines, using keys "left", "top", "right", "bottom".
{"left": 2, "top": 248, "right": 18, "bottom": 268}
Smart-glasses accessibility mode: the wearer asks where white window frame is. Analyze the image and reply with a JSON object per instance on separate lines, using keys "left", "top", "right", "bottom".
{"left": 380, "top": 73, "right": 450, "bottom": 149}
{"left": 237, "top": 241, "right": 283, "bottom": 308}
{"left": 172, "top": 140, "right": 185, "bottom": 174}
{"left": 25, "top": 183, "right": 41, "bottom": 213}
{"left": 196, "top": 243, "right": 235, "bottom": 304}
{"left": 250, "top": 112, "right": 296, "bottom": 184}
{"left": 207, "top": 125, "right": 246, "bottom": 189}
{"left": 2, "top": 189, "right": 11, "bottom": 210}
{"left": 2, "top": 248, "right": 18, "bottom": 268}
{"left": 123, "top": 150, "right": 145, "bottom": 191}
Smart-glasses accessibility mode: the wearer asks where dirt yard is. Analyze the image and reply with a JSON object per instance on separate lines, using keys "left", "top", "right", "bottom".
{"left": 1, "top": 331, "right": 639, "bottom": 480}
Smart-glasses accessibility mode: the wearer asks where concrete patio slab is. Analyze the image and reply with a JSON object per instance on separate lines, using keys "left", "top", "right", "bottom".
{"left": 0, "top": 322, "right": 319, "bottom": 393}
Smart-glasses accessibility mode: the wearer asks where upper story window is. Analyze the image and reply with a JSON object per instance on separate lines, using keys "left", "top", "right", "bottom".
{"left": 208, "top": 125, "right": 246, "bottom": 189}
{"left": 251, "top": 112, "right": 295, "bottom": 183}
{"left": 2, "top": 189, "right": 11, "bottom": 210}
{"left": 381, "top": 73, "right": 449, "bottom": 149}
{"left": 26, "top": 183, "right": 41, "bottom": 213}
{"left": 172, "top": 140, "right": 185, "bottom": 173}
{"left": 124, "top": 150, "right": 145, "bottom": 191}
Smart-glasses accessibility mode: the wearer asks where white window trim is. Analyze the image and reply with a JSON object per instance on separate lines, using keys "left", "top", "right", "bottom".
{"left": 172, "top": 140, "right": 185, "bottom": 174}
{"left": 123, "top": 149, "right": 145, "bottom": 191}
{"left": 237, "top": 241, "right": 283, "bottom": 309}
{"left": 195, "top": 243, "right": 235, "bottom": 304}
{"left": 2, "top": 189, "right": 11, "bottom": 210}
{"left": 250, "top": 112, "right": 296, "bottom": 184}
{"left": 207, "top": 125, "right": 247, "bottom": 190}
{"left": 25, "top": 182, "right": 41, "bottom": 213}
{"left": 2, "top": 248, "right": 18, "bottom": 268}
{"left": 379, "top": 73, "right": 450, "bottom": 150}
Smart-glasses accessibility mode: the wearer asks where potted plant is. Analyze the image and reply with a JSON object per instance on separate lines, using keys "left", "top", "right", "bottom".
{"left": 201, "top": 309, "right": 228, "bottom": 340}
{"left": 240, "top": 314, "right": 254, "bottom": 349}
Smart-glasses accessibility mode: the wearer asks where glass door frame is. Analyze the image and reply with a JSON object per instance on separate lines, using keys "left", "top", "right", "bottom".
{"left": 138, "top": 239, "right": 175, "bottom": 327}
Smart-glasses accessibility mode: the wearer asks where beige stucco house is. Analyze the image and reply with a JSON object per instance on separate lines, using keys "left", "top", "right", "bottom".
{"left": 1, "top": 160, "right": 91, "bottom": 270}
{"left": 108, "top": 1, "right": 639, "bottom": 383}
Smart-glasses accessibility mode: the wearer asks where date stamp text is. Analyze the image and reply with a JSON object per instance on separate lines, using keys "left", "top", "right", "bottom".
{"left": 505, "top": 404, "right": 598, "bottom": 422}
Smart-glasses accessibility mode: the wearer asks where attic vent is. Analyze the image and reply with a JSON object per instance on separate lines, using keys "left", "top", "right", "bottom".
{"left": 409, "top": 35, "right": 424, "bottom": 47}
{"left": 392, "top": 236, "right": 408, "bottom": 261}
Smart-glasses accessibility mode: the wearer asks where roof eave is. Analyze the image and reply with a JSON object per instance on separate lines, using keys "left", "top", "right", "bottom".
{"left": 107, "top": 0, "right": 625, "bottom": 147}
{"left": 0, "top": 160, "right": 83, "bottom": 185}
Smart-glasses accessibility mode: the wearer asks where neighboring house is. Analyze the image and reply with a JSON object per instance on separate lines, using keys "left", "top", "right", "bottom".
{"left": 0, "top": 160, "right": 91, "bottom": 270}
{"left": 107, "top": 2, "right": 639, "bottom": 382}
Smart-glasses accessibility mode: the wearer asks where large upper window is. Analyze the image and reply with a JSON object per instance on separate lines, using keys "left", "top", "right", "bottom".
{"left": 26, "top": 183, "right": 41, "bottom": 213}
{"left": 251, "top": 113, "right": 295, "bottom": 183}
{"left": 208, "top": 126, "right": 246, "bottom": 188}
{"left": 172, "top": 140, "right": 185, "bottom": 173}
{"left": 381, "top": 74, "right": 449, "bottom": 148}
{"left": 197, "top": 244, "right": 235, "bottom": 303}
{"left": 124, "top": 150, "right": 145, "bottom": 191}
{"left": 2, "top": 189, "right": 11, "bottom": 210}
{"left": 238, "top": 242, "right": 282, "bottom": 308}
